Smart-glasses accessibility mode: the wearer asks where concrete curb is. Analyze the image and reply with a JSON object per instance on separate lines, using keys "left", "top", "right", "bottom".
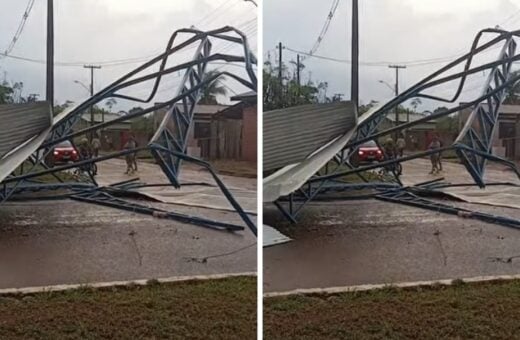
{"left": 0, "top": 272, "right": 257, "bottom": 295}
{"left": 263, "top": 274, "right": 520, "bottom": 298}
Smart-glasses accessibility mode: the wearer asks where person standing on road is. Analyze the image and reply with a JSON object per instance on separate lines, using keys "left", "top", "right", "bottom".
{"left": 383, "top": 137, "right": 396, "bottom": 159}
{"left": 132, "top": 137, "right": 139, "bottom": 173}
{"left": 91, "top": 135, "right": 101, "bottom": 158}
{"left": 90, "top": 135, "right": 101, "bottom": 175}
{"left": 105, "top": 135, "right": 114, "bottom": 151}
{"left": 396, "top": 134, "right": 406, "bottom": 158}
{"left": 428, "top": 135, "right": 441, "bottom": 174}
{"left": 123, "top": 134, "right": 137, "bottom": 175}
{"left": 410, "top": 135, "right": 418, "bottom": 151}
{"left": 437, "top": 137, "right": 443, "bottom": 172}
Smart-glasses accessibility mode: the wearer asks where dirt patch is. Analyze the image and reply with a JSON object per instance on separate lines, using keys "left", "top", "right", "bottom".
{"left": 264, "top": 279, "right": 520, "bottom": 339}
{"left": 0, "top": 276, "right": 256, "bottom": 339}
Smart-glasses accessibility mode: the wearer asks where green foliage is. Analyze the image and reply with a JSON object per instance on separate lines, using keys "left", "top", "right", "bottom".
{"left": 53, "top": 100, "right": 75, "bottom": 116}
{"left": 0, "top": 81, "right": 14, "bottom": 104}
{"left": 359, "top": 100, "right": 379, "bottom": 115}
{"left": 131, "top": 116, "right": 154, "bottom": 134}
{"left": 263, "top": 60, "right": 330, "bottom": 110}
{"left": 105, "top": 98, "right": 117, "bottom": 112}
{"left": 0, "top": 81, "right": 39, "bottom": 104}
{"left": 128, "top": 106, "right": 144, "bottom": 115}
{"left": 200, "top": 70, "right": 227, "bottom": 104}
{"left": 504, "top": 70, "right": 520, "bottom": 104}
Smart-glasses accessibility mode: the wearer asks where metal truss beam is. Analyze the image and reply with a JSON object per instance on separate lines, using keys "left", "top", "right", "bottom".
{"left": 271, "top": 28, "right": 520, "bottom": 226}
{"left": 1, "top": 26, "right": 258, "bottom": 236}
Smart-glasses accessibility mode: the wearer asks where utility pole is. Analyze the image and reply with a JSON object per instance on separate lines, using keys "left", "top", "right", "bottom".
{"left": 84, "top": 65, "right": 101, "bottom": 140}
{"left": 278, "top": 42, "right": 283, "bottom": 105}
{"left": 46, "top": 0, "right": 54, "bottom": 106}
{"left": 351, "top": 0, "right": 359, "bottom": 111}
{"left": 296, "top": 54, "right": 301, "bottom": 103}
{"left": 388, "top": 64, "right": 406, "bottom": 139}
{"left": 296, "top": 54, "right": 301, "bottom": 87}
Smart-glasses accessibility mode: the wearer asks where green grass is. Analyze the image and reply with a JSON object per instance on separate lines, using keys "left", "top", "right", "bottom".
{"left": 264, "top": 279, "right": 520, "bottom": 339}
{"left": 0, "top": 276, "right": 256, "bottom": 340}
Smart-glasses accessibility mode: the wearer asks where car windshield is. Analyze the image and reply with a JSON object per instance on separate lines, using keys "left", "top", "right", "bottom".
{"left": 361, "top": 141, "right": 377, "bottom": 148}
{"left": 56, "top": 141, "right": 73, "bottom": 148}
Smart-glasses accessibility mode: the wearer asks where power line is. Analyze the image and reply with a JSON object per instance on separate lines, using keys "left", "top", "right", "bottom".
{"left": 194, "top": 0, "right": 234, "bottom": 28}
{"left": 309, "top": 0, "right": 340, "bottom": 56}
{"left": 0, "top": 11, "right": 256, "bottom": 68}
{"left": 205, "top": 1, "right": 242, "bottom": 28}
{"left": 498, "top": 8, "right": 520, "bottom": 27}
{"left": 284, "top": 45, "right": 503, "bottom": 68}
{"left": 2, "top": 0, "right": 36, "bottom": 56}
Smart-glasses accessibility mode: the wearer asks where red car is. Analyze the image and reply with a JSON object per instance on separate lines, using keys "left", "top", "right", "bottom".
{"left": 353, "top": 140, "right": 384, "bottom": 165}
{"left": 52, "top": 140, "right": 79, "bottom": 164}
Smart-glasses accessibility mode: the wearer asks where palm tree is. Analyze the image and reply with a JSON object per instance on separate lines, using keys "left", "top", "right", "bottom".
{"left": 504, "top": 70, "right": 520, "bottom": 104}
{"left": 410, "top": 98, "right": 422, "bottom": 111}
{"left": 199, "top": 70, "right": 228, "bottom": 104}
{"left": 105, "top": 98, "right": 117, "bottom": 111}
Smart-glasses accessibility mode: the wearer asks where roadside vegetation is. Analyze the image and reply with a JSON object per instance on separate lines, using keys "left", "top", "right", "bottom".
{"left": 264, "top": 279, "right": 520, "bottom": 339}
{"left": 0, "top": 276, "right": 256, "bottom": 340}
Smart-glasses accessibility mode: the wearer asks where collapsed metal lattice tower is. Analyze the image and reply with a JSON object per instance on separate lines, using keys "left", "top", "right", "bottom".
{"left": 0, "top": 26, "right": 257, "bottom": 235}
{"left": 268, "top": 28, "right": 520, "bottom": 228}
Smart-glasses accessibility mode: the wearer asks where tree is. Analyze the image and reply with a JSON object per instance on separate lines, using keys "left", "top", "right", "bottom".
{"left": 53, "top": 100, "right": 75, "bottom": 116}
{"left": 433, "top": 106, "right": 458, "bottom": 134}
{"left": 199, "top": 70, "right": 227, "bottom": 104}
{"left": 504, "top": 70, "right": 520, "bottom": 104}
{"left": 432, "top": 106, "right": 449, "bottom": 115}
{"left": 105, "top": 98, "right": 117, "bottom": 111}
{"left": 263, "top": 60, "right": 324, "bottom": 110}
{"left": 0, "top": 81, "right": 14, "bottom": 104}
{"left": 410, "top": 97, "right": 422, "bottom": 111}
{"left": 129, "top": 106, "right": 144, "bottom": 115}
{"left": 26, "top": 94, "right": 39, "bottom": 103}
{"left": 331, "top": 93, "right": 344, "bottom": 102}
{"left": 359, "top": 100, "right": 379, "bottom": 115}
{"left": 0, "top": 81, "right": 38, "bottom": 104}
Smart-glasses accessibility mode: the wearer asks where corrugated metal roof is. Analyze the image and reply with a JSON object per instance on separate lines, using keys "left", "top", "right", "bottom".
{"left": 0, "top": 102, "right": 52, "bottom": 160}
{"left": 263, "top": 101, "right": 356, "bottom": 172}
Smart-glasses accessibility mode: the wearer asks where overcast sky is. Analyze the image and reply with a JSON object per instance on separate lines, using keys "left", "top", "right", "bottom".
{"left": 0, "top": 0, "right": 257, "bottom": 110}
{"left": 264, "top": 0, "right": 520, "bottom": 111}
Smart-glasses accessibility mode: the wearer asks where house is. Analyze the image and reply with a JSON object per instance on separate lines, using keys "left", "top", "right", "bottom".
{"left": 206, "top": 91, "right": 257, "bottom": 162}
{"left": 378, "top": 112, "right": 437, "bottom": 150}
{"left": 75, "top": 112, "right": 132, "bottom": 150}
{"left": 153, "top": 104, "right": 229, "bottom": 157}
{"left": 459, "top": 104, "right": 520, "bottom": 161}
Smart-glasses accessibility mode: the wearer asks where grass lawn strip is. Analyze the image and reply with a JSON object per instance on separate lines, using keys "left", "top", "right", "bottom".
{"left": 264, "top": 278, "right": 520, "bottom": 339}
{"left": 0, "top": 276, "right": 256, "bottom": 340}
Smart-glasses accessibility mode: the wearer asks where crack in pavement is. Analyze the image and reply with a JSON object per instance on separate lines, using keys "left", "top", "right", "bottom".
{"left": 129, "top": 230, "right": 143, "bottom": 266}
{"left": 434, "top": 230, "right": 447, "bottom": 266}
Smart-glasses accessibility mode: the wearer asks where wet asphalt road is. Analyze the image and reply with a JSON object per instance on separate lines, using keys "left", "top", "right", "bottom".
{"left": 264, "top": 159, "right": 520, "bottom": 293}
{"left": 0, "top": 200, "right": 256, "bottom": 289}
{"left": 264, "top": 200, "right": 520, "bottom": 292}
